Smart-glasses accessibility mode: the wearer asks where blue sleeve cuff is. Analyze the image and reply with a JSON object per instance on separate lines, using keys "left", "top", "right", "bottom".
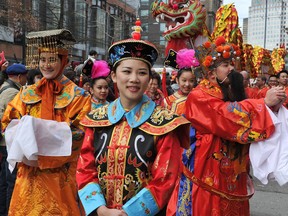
{"left": 122, "top": 188, "right": 159, "bottom": 216}
{"left": 78, "top": 182, "right": 106, "bottom": 215}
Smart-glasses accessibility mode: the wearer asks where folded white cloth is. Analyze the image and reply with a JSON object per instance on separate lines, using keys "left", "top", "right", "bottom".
{"left": 250, "top": 106, "right": 288, "bottom": 186}
{"left": 5, "top": 115, "right": 72, "bottom": 172}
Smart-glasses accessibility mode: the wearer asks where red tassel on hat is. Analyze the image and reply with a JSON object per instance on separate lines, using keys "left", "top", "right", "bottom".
{"left": 161, "top": 67, "right": 168, "bottom": 98}
{"left": 161, "top": 67, "right": 172, "bottom": 106}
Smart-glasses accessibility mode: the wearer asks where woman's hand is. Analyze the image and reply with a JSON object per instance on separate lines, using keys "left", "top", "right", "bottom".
{"left": 264, "top": 86, "right": 286, "bottom": 107}
{"left": 96, "top": 206, "right": 128, "bottom": 216}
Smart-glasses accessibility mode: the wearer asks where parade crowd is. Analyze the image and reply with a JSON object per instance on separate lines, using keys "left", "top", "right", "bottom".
{"left": 0, "top": 23, "right": 288, "bottom": 216}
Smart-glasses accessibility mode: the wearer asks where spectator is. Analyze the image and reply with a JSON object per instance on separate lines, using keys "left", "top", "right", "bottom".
{"left": 26, "top": 69, "right": 42, "bottom": 85}
{"left": 0, "top": 63, "right": 28, "bottom": 215}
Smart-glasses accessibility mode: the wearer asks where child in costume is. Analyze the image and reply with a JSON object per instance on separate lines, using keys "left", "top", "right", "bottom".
{"left": 90, "top": 60, "right": 110, "bottom": 110}
{"left": 76, "top": 20, "right": 190, "bottom": 216}
{"left": 162, "top": 49, "right": 199, "bottom": 115}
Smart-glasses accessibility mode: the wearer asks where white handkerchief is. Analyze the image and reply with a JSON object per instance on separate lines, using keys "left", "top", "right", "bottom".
{"left": 5, "top": 115, "right": 72, "bottom": 172}
{"left": 250, "top": 106, "right": 288, "bottom": 186}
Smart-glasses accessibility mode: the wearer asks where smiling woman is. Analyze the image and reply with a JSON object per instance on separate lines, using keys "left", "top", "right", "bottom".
{"left": 1, "top": 29, "right": 91, "bottom": 216}
{"left": 76, "top": 19, "right": 191, "bottom": 216}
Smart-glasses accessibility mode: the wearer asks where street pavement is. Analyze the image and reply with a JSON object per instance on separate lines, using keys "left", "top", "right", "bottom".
{"left": 250, "top": 175, "right": 288, "bottom": 216}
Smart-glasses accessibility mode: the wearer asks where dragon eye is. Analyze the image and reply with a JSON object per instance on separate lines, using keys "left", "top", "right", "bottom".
{"left": 178, "top": 2, "right": 189, "bottom": 9}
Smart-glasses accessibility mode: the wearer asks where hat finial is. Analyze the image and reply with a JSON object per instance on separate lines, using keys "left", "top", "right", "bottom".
{"left": 131, "top": 18, "right": 142, "bottom": 40}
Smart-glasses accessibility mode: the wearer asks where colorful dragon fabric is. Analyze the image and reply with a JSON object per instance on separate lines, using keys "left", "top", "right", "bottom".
{"left": 243, "top": 44, "right": 256, "bottom": 77}
{"left": 151, "top": 0, "right": 207, "bottom": 55}
{"left": 212, "top": 4, "right": 243, "bottom": 47}
{"left": 271, "top": 47, "right": 287, "bottom": 73}
{"left": 212, "top": 3, "right": 244, "bottom": 71}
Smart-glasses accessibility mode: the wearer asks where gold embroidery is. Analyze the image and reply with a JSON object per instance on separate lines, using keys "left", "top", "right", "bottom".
{"left": 150, "top": 106, "right": 174, "bottom": 125}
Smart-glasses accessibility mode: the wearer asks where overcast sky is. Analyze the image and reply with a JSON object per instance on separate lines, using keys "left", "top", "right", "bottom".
{"left": 223, "top": 0, "right": 251, "bottom": 27}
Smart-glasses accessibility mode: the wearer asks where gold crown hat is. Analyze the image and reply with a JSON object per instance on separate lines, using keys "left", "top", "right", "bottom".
{"left": 26, "top": 29, "right": 76, "bottom": 69}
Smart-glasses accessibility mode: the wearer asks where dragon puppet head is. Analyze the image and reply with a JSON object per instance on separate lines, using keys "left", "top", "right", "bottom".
{"left": 151, "top": 0, "right": 206, "bottom": 41}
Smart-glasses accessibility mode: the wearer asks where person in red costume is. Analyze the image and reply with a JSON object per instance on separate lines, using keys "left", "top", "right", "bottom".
{"left": 167, "top": 36, "right": 286, "bottom": 216}
{"left": 276, "top": 70, "right": 288, "bottom": 109}
{"left": 254, "top": 75, "right": 269, "bottom": 99}
{"left": 240, "top": 70, "right": 257, "bottom": 99}
{"left": 76, "top": 20, "right": 190, "bottom": 216}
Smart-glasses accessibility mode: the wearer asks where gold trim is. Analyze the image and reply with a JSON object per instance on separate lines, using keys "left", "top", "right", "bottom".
{"left": 39, "top": 47, "right": 68, "bottom": 55}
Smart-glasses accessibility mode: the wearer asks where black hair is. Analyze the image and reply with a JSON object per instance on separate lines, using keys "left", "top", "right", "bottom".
{"left": 257, "top": 75, "right": 267, "bottom": 83}
{"left": 218, "top": 70, "right": 247, "bottom": 162}
{"left": 0, "top": 70, "right": 8, "bottom": 86}
{"left": 276, "top": 70, "right": 288, "bottom": 78}
{"left": 268, "top": 74, "right": 277, "bottom": 80}
{"left": 90, "top": 77, "right": 108, "bottom": 87}
{"left": 82, "top": 75, "right": 91, "bottom": 85}
{"left": 63, "top": 68, "right": 76, "bottom": 81}
{"left": 89, "top": 50, "right": 98, "bottom": 56}
{"left": 27, "top": 69, "right": 42, "bottom": 85}
{"left": 219, "top": 70, "right": 246, "bottom": 102}
{"left": 177, "top": 68, "right": 191, "bottom": 79}
{"left": 151, "top": 71, "right": 161, "bottom": 86}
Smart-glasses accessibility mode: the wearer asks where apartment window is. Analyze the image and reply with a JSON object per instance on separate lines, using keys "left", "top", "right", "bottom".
{"left": 160, "top": 36, "right": 165, "bottom": 46}
{"left": 141, "top": 0, "right": 149, "bottom": 5}
{"left": 140, "top": 9, "right": 149, "bottom": 17}
{"left": 160, "top": 23, "right": 165, "bottom": 32}
{"left": 142, "top": 23, "right": 148, "bottom": 32}
{"left": 110, "top": 5, "right": 116, "bottom": 15}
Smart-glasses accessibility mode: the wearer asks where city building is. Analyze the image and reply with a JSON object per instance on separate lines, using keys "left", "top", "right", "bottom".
{"left": 0, "top": 0, "right": 138, "bottom": 63}
{"left": 138, "top": 0, "right": 165, "bottom": 66}
{"left": 0, "top": 0, "right": 223, "bottom": 65}
{"left": 200, "top": 0, "right": 222, "bottom": 33}
{"left": 138, "top": 0, "right": 222, "bottom": 66}
{"left": 248, "top": 0, "right": 288, "bottom": 50}
{"left": 243, "top": 18, "right": 248, "bottom": 44}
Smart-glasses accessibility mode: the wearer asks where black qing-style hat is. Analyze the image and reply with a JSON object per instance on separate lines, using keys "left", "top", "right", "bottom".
{"left": 108, "top": 18, "right": 159, "bottom": 68}
{"left": 164, "top": 49, "right": 178, "bottom": 70}
{"left": 26, "top": 29, "right": 76, "bottom": 69}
